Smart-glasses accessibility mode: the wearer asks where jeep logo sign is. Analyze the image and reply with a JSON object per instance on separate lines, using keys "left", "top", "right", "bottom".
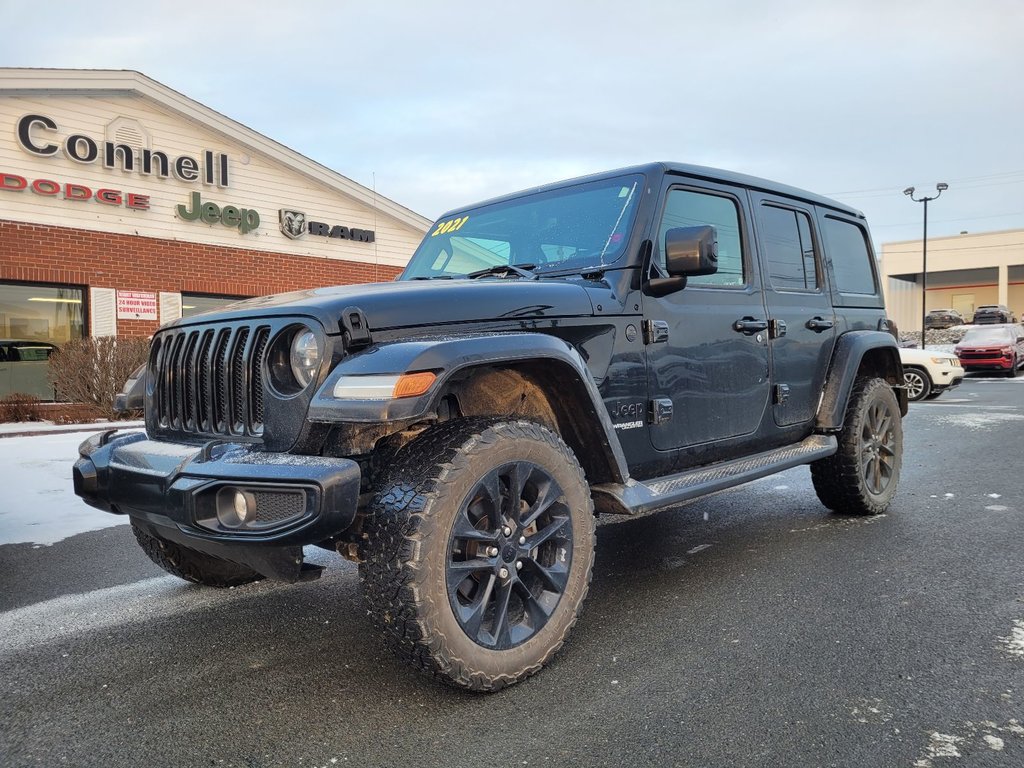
{"left": 277, "top": 208, "right": 374, "bottom": 243}
{"left": 177, "top": 191, "right": 260, "bottom": 234}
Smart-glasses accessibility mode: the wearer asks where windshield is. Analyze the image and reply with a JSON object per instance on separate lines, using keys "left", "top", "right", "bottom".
{"left": 960, "top": 326, "right": 1013, "bottom": 345}
{"left": 401, "top": 174, "right": 644, "bottom": 279}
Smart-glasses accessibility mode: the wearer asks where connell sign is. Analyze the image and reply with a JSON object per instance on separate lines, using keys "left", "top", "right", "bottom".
{"left": 15, "top": 114, "right": 231, "bottom": 187}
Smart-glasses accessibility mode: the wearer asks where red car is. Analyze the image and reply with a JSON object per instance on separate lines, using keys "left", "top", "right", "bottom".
{"left": 954, "top": 324, "right": 1024, "bottom": 377}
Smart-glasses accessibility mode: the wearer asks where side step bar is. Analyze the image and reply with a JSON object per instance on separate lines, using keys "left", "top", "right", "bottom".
{"left": 591, "top": 434, "right": 837, "bottom": 517}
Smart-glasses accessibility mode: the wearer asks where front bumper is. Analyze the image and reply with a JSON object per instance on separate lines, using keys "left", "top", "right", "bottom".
{"left": 73, "top": 431, "right": 361, "bottom": 581}
{"left": 959, "top": 357, "right": 1013, "bottom": 371}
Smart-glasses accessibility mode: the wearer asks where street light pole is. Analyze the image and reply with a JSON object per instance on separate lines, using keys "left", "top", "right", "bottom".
{"left": 903, "top": 183, "right": 948, "bottom": 348}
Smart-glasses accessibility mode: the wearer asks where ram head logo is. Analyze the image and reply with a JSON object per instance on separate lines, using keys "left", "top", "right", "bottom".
{"left": 279, "top": 209, "right": 307, "bottom": 240}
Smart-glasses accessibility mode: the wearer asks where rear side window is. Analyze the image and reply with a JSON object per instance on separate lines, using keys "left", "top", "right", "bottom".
{"left": 823, "top": 217, "right": 877, "bottom": 295}
{"left": 759, "top": 205, "right": 818, "bottom": 291}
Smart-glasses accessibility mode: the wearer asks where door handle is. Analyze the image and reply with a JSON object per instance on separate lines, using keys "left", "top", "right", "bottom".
{"left": 806, "top": 316, "right": 835, "bottom": 332}
{"left": 733, "top": 317, "right": 769, "bottom": 335}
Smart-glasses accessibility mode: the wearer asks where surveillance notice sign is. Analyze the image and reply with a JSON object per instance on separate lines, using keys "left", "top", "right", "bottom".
{"left": 116, "top": 290, "right": 158, "bottom": 320}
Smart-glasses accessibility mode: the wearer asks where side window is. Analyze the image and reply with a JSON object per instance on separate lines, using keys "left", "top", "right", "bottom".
{"left": 759, "top": 205, "right": 819, "bottom": 291}
{"left": 823, "top": 217, "right": 878, "bottom": 295}
{"left": 658, "top": 189, "right": 744, "bottom": 287}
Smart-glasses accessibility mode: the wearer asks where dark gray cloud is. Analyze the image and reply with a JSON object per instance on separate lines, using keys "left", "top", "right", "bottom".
{"left": 2, "top": 0, "right": 1022, "bottom": 246}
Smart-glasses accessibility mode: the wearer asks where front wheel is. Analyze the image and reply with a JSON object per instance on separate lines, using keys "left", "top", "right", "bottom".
{"left": 132, "top": 522, "right": 262, "bottom": 587}
{"left": 360, "top": 418, "right": 596, "bottom": 691}
{"left": 811, "top": 377, "right": 903, "bottom": 516}
{"left": 903, "top": 367, "right": 931, "bottom": 401}
{"left": 1007, "top": 356, "right": 1019, "bottom": 378}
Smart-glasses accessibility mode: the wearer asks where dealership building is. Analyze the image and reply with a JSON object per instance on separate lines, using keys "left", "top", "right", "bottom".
{"left": 0, "top": 68, "right": 430, "bottom": 397}
{"left": 881, "top": 229, "right": 1024, "bottom": 331}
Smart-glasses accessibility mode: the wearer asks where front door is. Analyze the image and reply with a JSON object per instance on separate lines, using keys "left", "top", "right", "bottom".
{"left": 750, "top": 194, "right": 837, "bottom": 426}
{"left": 645, "top": 181, "right": 771, "bottom": 452}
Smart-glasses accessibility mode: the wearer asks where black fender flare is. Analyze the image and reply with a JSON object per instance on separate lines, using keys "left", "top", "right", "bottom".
{"left": 815, "top": 330, "right": 908, "bottom": 430}
{"left": 308, "top": 332, "right": 629, "bottom": 484}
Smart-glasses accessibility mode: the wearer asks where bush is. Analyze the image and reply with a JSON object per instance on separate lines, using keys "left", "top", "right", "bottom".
{"left": 0, "top": 393, "right": 44, "bottom": 422}
{"left": 48, "top": 336, "right": 150, "bottom": 420}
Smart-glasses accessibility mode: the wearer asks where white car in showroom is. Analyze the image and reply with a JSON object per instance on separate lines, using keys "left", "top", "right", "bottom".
{"left": 899, "top": 347, "right": 965, "bottom": 401}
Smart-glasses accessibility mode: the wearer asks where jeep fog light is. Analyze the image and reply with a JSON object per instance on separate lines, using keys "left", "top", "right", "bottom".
{"left": 332, "top": 372, "right": 436, "bottom": 400}
{"left": 216, "top": 486, "right": 255, "bottom": 528}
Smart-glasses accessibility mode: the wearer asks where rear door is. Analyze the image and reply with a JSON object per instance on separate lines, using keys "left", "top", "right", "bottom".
{"left": 750, "top": 193, "right": 836, "bottom": 427}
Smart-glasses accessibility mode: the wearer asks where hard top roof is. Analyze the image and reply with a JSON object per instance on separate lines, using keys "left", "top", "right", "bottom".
{"left": 437, "top": 161, "right": 863, "bottom": 220}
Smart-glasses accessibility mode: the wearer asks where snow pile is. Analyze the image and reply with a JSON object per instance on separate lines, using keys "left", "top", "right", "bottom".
{"left": 900, "top": 325, "right": 971, "bottom": 348}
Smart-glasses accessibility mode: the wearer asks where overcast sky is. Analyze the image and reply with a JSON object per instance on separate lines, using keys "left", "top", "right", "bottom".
{"left": 3, "top": 0, "right": 1023, "bottom": 246}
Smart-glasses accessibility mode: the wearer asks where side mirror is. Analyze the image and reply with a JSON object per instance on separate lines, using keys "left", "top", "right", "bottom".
{"left": 665, "top": 225, "right": 718, "bottom": 277}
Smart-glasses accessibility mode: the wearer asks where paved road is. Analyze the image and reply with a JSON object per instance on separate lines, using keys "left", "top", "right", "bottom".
{"left": 2, "top": 376, "right": 1023, "bottom": 767}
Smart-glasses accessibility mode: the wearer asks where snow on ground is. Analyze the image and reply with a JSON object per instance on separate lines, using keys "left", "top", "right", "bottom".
{"left": 0, "top": 419, "right": 143, "bottom": 436}
{"left": 0, "top": 429, "right": 138, "bottom": 546}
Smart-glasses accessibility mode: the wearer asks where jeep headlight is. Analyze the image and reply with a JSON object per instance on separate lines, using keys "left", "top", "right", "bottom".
{"left": 289, "top": 328, "right": 320, "bottom": 388}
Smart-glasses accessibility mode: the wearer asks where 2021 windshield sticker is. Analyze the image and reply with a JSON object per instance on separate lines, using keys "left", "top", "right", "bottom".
{"left": 430, "top": 216, "right": 470, "bottom": 236}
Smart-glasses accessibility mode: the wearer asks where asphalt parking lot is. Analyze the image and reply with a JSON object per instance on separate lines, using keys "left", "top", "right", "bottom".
{"left": 1, "top": 375, "right": 1023, "bottom": 768}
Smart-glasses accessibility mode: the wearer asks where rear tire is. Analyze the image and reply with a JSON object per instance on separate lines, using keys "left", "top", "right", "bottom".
{"left": 811, "top": 377, "right": 903, "bottom": 516}
{"left": 132, "top": 522, "right": 262, "bottom": 587}
{"left": 902, "top": 367, "right": 931, "bottom": 402}
{"left": 360, "top": 418, "right": 596, "bottom": 692}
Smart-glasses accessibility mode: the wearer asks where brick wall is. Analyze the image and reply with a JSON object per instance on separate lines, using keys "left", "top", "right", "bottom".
{"left": 0, "top": 219, "right": 404, "bottom": 336}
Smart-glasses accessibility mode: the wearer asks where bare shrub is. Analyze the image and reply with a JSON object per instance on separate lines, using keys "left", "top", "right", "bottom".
{"left": 48, "top": 337, "right": 150, "bottom": 420}
{"left": 0, "top": 393, "right": 44, "bottom": 422}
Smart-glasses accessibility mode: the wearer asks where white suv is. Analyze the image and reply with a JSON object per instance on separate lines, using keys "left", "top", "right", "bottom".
{"left": 899, "top": 347, "right": 964, "bottom": 401}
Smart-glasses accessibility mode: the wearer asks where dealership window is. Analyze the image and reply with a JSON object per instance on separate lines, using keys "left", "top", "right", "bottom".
{"left": 0, "top": 282, "right": 85, "bottom": 400}
{"left": 181, "top": 293, "right": 248, "bottom": 319}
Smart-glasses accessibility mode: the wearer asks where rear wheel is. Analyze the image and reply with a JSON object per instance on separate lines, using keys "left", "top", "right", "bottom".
{"left": 902, "top": 367, "right": 931, "bottom": 401}
{"left": 811, "top": 377, "right": 903, "bottom": 516}
{"left": 132, "top": 522, "right": 262, "bottom": 587}
{"left": 360, "top": 418, "right": 596, "bottom": 692}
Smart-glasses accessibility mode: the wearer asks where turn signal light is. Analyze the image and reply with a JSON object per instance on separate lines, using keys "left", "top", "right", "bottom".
{"left": 393, "top": 371, "right": 437, "bottom": 398}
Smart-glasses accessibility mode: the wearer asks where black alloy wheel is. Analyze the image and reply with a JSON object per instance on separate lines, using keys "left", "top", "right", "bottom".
{"left": 360, "top": 418, "right": 595, "bottom": 691}
{"left": 861, "top": 400, "right": 898, "bottom": 496}
{"left": 810, "top": 376, "right": 903, "bottom": 516}
{"left": 447, "top": 461, "right": 573, "bottom": 650}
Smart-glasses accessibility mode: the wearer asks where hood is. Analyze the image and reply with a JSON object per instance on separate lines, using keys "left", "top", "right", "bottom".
{"left": 900, "top": 347, "right": 955, "bottom": 363}
{"left": 169, "top": 278, "right": 595, "bottom": 334}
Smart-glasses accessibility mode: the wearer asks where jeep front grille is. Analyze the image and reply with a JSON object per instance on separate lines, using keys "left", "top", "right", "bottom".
{"left": 150, "top": 324, "right": 271, "bottom": 438}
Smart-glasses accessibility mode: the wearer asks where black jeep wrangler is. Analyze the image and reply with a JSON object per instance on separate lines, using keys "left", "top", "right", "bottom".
{"left": 74, "top": 163, "right": 907, "bottom": 691}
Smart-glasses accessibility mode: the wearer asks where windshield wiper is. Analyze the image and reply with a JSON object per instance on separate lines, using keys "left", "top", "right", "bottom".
{"left": 466, "top": 263, "right": 538, "bottom": 280}
{"left": 409, "top": 275, "right": 454, "bottom": 280}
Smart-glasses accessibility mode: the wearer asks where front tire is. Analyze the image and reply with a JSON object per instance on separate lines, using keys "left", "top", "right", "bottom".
{"left": 360, "top": 418, "right": 596, "bottom": 692}
{"left": 1007, "top": 356, "right": 1019, "bottom": 378}
{"left": 811, "top": 377, "right": 903, "bottom": 516}
{"left": 903, "top": 367, "right": 931, "bottom": 401}
{"left": 132, "top": 522, "right": 262, "bottom": 587}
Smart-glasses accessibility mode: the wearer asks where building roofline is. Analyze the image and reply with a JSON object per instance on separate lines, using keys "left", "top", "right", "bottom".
{"left": 0, "top": 68, "right": 432, "bottom": 233}
{"left": 882, "top": 226, "right": 1024, "bottom": 248}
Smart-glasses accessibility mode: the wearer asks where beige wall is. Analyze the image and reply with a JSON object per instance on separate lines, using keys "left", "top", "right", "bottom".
{"left": 0, "top": 90, "right": 428, "bottom": 269}
{"left": 881, "top": 229, "right": 1024, "bottom": 330}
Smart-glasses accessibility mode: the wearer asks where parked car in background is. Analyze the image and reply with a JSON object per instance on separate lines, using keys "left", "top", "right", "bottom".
{"left": 924, "top": 309, "right": 965, "bottom": 329}
{"left": 899, "top": 347, "right": 964, "bottom": 401}
{"left": 954, "top": 324, "right": 1024, "bottom": 377}
{"left": 972, "top": 305, "right": 1016, "bottom": 324}
{"left": 0, "top": 339, "right": 59, "bottom": 400}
